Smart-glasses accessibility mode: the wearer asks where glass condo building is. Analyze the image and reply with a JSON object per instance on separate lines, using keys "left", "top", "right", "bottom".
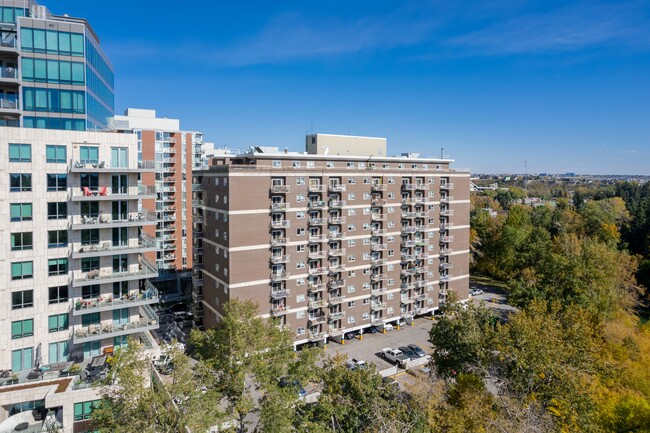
{"left": 0, "top": 0, "right": 114, "bottom": 130}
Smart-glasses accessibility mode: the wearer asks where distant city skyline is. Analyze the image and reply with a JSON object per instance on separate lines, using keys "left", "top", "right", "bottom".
{"left": 64, "top": 0, "right": 650, "bottom": 174}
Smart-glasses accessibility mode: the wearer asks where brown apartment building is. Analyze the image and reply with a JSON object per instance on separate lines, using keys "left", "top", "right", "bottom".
{"left": 191, "top": 139, "right": 469, "bottom": 347}
{"left": 114, "top": 109, "right": 206, "bottom": 300}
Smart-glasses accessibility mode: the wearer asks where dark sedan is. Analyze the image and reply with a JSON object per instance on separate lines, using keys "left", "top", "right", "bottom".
{"left": 407, "top": 344, "right": 426, "bottom": 358}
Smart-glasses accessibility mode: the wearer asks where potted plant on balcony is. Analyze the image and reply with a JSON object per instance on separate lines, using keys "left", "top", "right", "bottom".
{"left": 8, "top": 373, "right": 18, "bottom": 385}
{"left": 106, "top": 296, "right": 113, "bottom": 303}
{"left": 75, "top": 300, "right": 82, "bottom": 310}
{"left": 68, "top": 364, "right": 81, "bottom": 376}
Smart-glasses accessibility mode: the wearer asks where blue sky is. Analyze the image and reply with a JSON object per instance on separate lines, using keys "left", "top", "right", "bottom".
{"left": 64, "top": 0, "right": 650, "bottom": 174}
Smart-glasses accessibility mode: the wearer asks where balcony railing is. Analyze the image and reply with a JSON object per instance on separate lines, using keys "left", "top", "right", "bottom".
{"left": 309, "top": 267, "right": 328, "bottom": 276}
{"left": 371, "top": 214, "right": 387, "bottom": 221}
{"left": 309, "top": 332, "right": 326, "bottom": 341}
{"left": 371, "top": 302, "right": 387, "bottom": 311}
{"left": 271, "top": 255, "right": 290, "bottom": 264}
{"left": 400, "top": 297, "right": 415, "bottom": 304}
{"left": 72, "top": 210, "right": 157, "bottom": 230}
{"left": 328, "top": 232, "right": 343, "bottom": 240}
{"left": 72, "top": 305, "right": 159, "bottom": 344}
{"left": 271, "top": 237, "right": 290, "bottom": 246}
{"left": 271, "top": 202, "right": 289, "bottom": 212}
{"left": 271, "top": 289, "right": 290, "bottom": 300}
{"left": 72, "top": 286, "right": 159, "bottom": 316}
{"left": 440, "top": 183, "right": 454, "bottom": 190}
{"left": 329, "top": 200, "right": 346, "bottom": 208}
{"left": 328, "top": 216, "right": 346, "bottom": 224}
{"left": 308, "top": 250, "right": 327, "bottom": 259}
{"left": 328, "top": 264, "right": 346, "bottom": 273}
{"left": 308, "top": 218, "right": 327, "bottom": 226}
{"left": 271, "top": 272, "right": 290, "bottom": 282}
{"left": 72, "top": 234, "right": 157, "bottom": 259}
{"left": 72, "top": 258, "right": 158, "bottom": 287}
{"left": 308, "top": 184, "right": 325, "bottom": 192}
{"left": 370, "top": 273, "right": 387, "bottom": 282}
{"left": 440, "top": 236, "right": 454, "bottom": 243}
{"left": 308, "top": 234, "right": 327, "bottom": 242}
{"left": 270, "top": 305, "right": 289, "bottom": 316}
{"left": 370, "top": 243, "right": 387, "bottom": 251}
{"left": 328, "top": 248, "right": 346, "bottom": 256}
{"left": 401, "top": 254, "right": 417, "bottom": 262}
{"left": 371, "top": 228, "right": 387, "bottom": 236}
{"left": 371, "top": 258, "right": 387, "bottom": 265}
{"left": 309, "top": 299, "right": 326, "bottom": 309}
{"left": 371, "top": 198, "right": 387, "bottom": 206}
{"left": 328, "top": 184, "right": 346, "bottom": 192}
{"left": 270, "top": 220, "right": 290, "bottom": 229}
{"left": 440, "top": 223, "right": 454, "bottom": 230}
{"left": 440, "top": 209, "right": 454, "bottom": 217}
{"left": 371, "top": 184, "right": 386, "bottom": 192}
{"left": 308, "top": 315, "right": 326, "bottom": 325}
{"left": 308, "top": 201, "right": 327, "bottom": 209}
{"left": 308, "top": 282, "right": 327, "bottom": 293}
{"left": 328, "top": 295, "right": 345, "bottom": 305}
{"left": 329, "top": 311, "right": 346, "bottom": 321}
{"left": 440, "top": 262, "right": 453, "bottom": 270}
{"left": 439, "top": 248, "right": 453, "bottom": 257}
{"left": 328, "top": 279, "right": 345, "bottom": 289}
{"left": 440, "top": 196, "right": 454, "bottom": 203}
{"left": 402, "top": 226, "right": 416, "bottom": 234}
{"left": 439, "top": 275, "right": 450, "bottom": 283}
{"left": 270, "top": 185, "right": 290, "bottom": 193}
{"left": 70, "top": 160, "right": 158, "bottom": 172}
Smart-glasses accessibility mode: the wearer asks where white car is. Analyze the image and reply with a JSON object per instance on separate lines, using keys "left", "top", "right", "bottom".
{"left": 470, "top": 289, "right": 483, "bottom": 296}
{"left": 383, "top": 323, "right": 394, "bottom": 331}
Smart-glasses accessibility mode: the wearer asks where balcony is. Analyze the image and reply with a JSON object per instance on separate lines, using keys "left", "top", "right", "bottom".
{"left": 440, "top": 183, "right": 454, "bottom": 190}
{"left": 71, "top": 210, "right": 157, "bottom": 230}
{"left": 309, "top": 332, "right": 326, "bottom": 341}
{"left": 72, "top": 235, "right": 157, "bottom": 259}
{"left": 308, "top": 250, "right": 327, "bottom": 259}
{"left": 192, "top": 184, "right": 203, "bottom": 192}
{"left": 270, "top": 255, "right": 291, "bottom": 264}
{"left": 371, "top": 302, "right": 387, "bottom": 311}
{"left": 309, "top": 267, "right": 328, "bottom": 276}
{"left": 271, "top": 305, "right": 289, "bottom": 316}
{"left": 72, "top": 259, "right": 158, "bottom": 288}
{"left": 328, "top": 232, "right": 344, "bottom": 240}
{"left": 329, "top": 311, "right": 346, "bottom": 321}
{"left": 371, "top": 184, "right": 386, "bottom": 192}
{"left": 401, "top": 183, "right": 416, "bottom": 190}
{"left": 308, "top": 282, "right": 327, "bottom": 293}
{"left": 415, "top": 294, "right": 427, "bottom": 302}
{"left": 329, "top": 200, "right": 346, "bottom": 208}
{"left": 439, "top": 248, "right": 453, "bottom": 257}
{"left": 371, "top": 228, "right": 387, "bottom": 236}
{"left": 308, "top": 314, "right": 326, "bottom": 325}
{"left": 192, "top": 290, "right": 204, "bottom": 303}
{"left": 370, "top": 273, "right": 387, "bottom": 282}
{"left": 401, "top": 297, "right": 415, "bottom": 304}
{"left": 370, "top": 243, "right": 387, "bottom": 252}
{"left": 401, "top": 269, "right": 416, "bottom": 276}
{"left": 309, "top": 234, "right": 327, "bottom": 243}
{"left": 271, "top": 272, "right": 290, "bottom": 282}
{"left": 271, "top": 237, "right": 289, "bottom": 246}
{"left": 308, "top": 200, "right": 327, "bottom": 209}
{"left": 192, "top": 276, "right": 203, "bottom": 287}
{"left": 371, "top": 287, "right": 387, "bottom": 295}
{"left": 371, "top": 317, "right": 384, "bottom": 326}
{"left": 270, "top": 185, "right": 290, "bottom": 193}
{"left": 371, "top": 213, "right": 387, "bottom": 221}
{"left": 440, "top": 209, "right": 454, "bottom": 217}
{"left": 309, "top": 299, "right": 326, "bottom": 309}
{"left": 271, "top": 289, "right": 290, "bottom": 300}
{"left": 329, "top": 184, "right": 346, "bottom": 192}
{"left": 271, "top": 202, "right": 289, "bottom": 212}
{"left": 440, "top": 236, "right": 454, "bottom": 243}
{"left": 371, "top": 198, "right": 387, "bottom": 206}
{"left": 308, "top": 184, "right": 325, "bottom": 192}
{"left": 71, "top": 185, "right": 157, "bottom": 201}
{"left": 70, "top": 160, "right": 157, "bottom": 173}
{"left": 371, "top": 258, "right": 387, "bottom": 266}
{"left": 161, "top": 157, "right": 176, "bottom": 163}
{"left": 414, "top": 266, "right": 429, "bottom": 274}
{"left": 328, "top": 279, "right": 345, "bottom": 289}
{"left": 415, "top": 239, "right": 429, "bottom": 247}
{"left": 192, "top": 199, "right": 205, "bottom": 207}
{"left": 415, "top": 226, "right": 427, "bottom": 233}
{"left": 401, "top": 254, "right": 417, "bottom": 263}
{"left": 328, "top": 216, "right": 346, "bottom": 224}
{"left": 440, "top": 196, "right": 454, "bottom": 203}
{"left": 329, "top": 295, "right": 346, "bottom": 305}
{"left": 415, "top": 280, "right": 428, "bottom": 288}
{"left": 328, "top": 248, "right": 346, "bottom": 257}
{"left": 439, "top": 275, "right": 450, "bottom": 283}
{"left": 308, "top": 218, "right": 327, "bottom": 226}
{"left": 270, "top": 220, "right": 290, "bottom": 229}
{"left": 402, "top": 212, "right": 417, "bottom": 218}
{"left": 416, "top": 308, "right": 429, "bottom": 316}
{"left": 440, "top": 223, "right": 454, "bottom": 230}
{"left": 328, "top": 264, "right": 346, "bottom": 273}
{"left": 415, "top": 184, "right": 429, "bottom": 191}
{"left": 401, "top": 282, "right": 415, "bottom": 290}
{"left": 402, "top": 226, "right": 416, "bottom": 234}
{"left": 72, "top": 286, "right": 159, "bottom": 316}
{"left": 414, "top": 212, "right": 428, "bottom": 218}
{"left": 73, "top": 305, "right": 159, "bottom": 344}
{"left": 440, "top": 262, "right": 453, "bottom": 270}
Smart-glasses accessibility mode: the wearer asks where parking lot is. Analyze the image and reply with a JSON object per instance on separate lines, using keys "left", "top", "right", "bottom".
{"left": 324, "top": 317, "right": 435, "bottom": 372}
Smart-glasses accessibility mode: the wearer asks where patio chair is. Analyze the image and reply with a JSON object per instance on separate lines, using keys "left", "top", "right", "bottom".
{"left": 98, "top": 161, "right": 106, "bottom": 168}
{"left": 83, "top": 187, "right": 92, "bottom": 197}
{"left": 98, "top": 186, "right": 107, "bottom": 196}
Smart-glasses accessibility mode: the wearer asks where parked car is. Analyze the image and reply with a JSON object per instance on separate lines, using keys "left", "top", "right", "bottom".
{"left": 398, "top": 346, "right": 418, "bottom": 360}
{"left": 279, "top": 378, "right": 307, "bottom": 399}
{"left": 407, "top": 344, "right": 426, "bottom": 358}
{"left": 383, "top": 323, "right": 394, "bottom": 332}
{"left": 381, "top": 376, "right": 400, "bottom": 392}
{"left": 397, "top": 319, "right": 407, "bottom": 327}
{"left": 366, "top": 326, "right": 380, "bottom": 334}
{"left": 381, "top": 348, "right": 409, "bottom": 367}
{"left": 470, "top": 288, "right": 484, "bottom": 296}
{"left": 344, "top": 330, "right": 359, "bottom": 340}
{"left": 346, "top": 358, "right": 368, "bottom": 370}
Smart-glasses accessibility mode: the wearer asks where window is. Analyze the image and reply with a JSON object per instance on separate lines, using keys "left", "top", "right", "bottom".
{"left": 74, "top": 401, "right": 100, "bottom": 421}
{"left": 306, "top": 161, "right": 315, "bottom": 168}
{"left": 363, "top": 312, "right": 370, "bottom": 320}
{"left": 11, "top": 261, "right": 33, "bottom": 280}
{"left": 10, "top": 174, "right": 31, "bottom": 192}
{"left": 81, "top": 312, "right": 100, "bottom": 327}
{"left": 297, "top": 327, "right": 305, "bottom": 335}
{"left": 363, "top": 298, "right": 370, "bottom": 305}
{"left": 46, "top": 145, "right": 66, "bottom": 163}
{"left": 48, "top": 258, "right": 68, "bottom": 276}
{"left": 296, "top": 261, "right": 305, "bottom": 269}
{"left": 9, "top": 143, "right": 31, "bottom": 162}
{"left": 12, "top": 347, "right": 33, "bottom": 372}
{"left": 348, "top": 254, "right": 355, "bottom": 262}
{"left": 347, "top": 300, "right": 356, "bottom": 307}
{"left": 11, "top": 319, "right": 34, "bottom": 339}
{"left": 348, "top": 285, "right": 356, "bottom": 293}
{"left": 347, "top": 224, "right": 355, "bottom": 231}
{"left": 348, "top": 209, "right": 356, "bottom": 216}
{"left": 388, "top": 278, "right": 394, "bottom": 285}
{"left": 388, "top": 307, "right": 395, "bottom": 314}
{"left": 48, "top": 314, "right": 68, "bottom": 332}
{"left": 11, "top": 232, "right": 33, "bottom": 251}
{"left": 82, "top": 285, "right": 100, "bottom": 299}
{"left": 46, "top": 174, "right": 67, "bottom": 191}
{"left": 348, "top": 193, "right": 355, "bottom": 200}
{"left": 81, "top": 229, "right": 99, "bottom": 246}
{"left": 327, "top": 162, "right": 335, "bottom": 168}
{"left": 296, "top": 311, "right": 305, "bottom": 319}
{"left": 363, "top": 177, "right": 370, "bottom": 184}
{"left": 292, "top": 161, "right": 301, "bottom": 168}
{"left": 296, "top": 228, "right": 305, "bottom": 236}
{"left": 81, "top": 257, "right": 99, "bottom": 273}
{"left": 347, "top": 239, "right": 356, "bottom": 247}
{"left": 296, "top": 245, "right": 305, "bottom": 252}
{"left": 48, "top": 202, "right": 67, "bottom": 219}
{"left": 347, "top": 162, "right": 354, "bottom": 169}
{"left": 296, "top": 294, "right": 305, "bottom": 302}
{"left": 10, "top": 203, "right": 32, "bottom": 221}
{"left": 348, "top": 178, "right": 355, "bottom": 184}
{"left": 48, "top": 230, "right": 68, "bottom": 248}
{"left": 296, "top": 177, "right": 305, "bottom": 185}
{"left": 347, "top": 316, "right": 356, "bottom": 324}
{"left": 49, "top": 341, "right": 68, "bottom": 364}
{"left": 12, "top": 290, "right": 33, "bottom": 309}
{"left": 296, "top": 211, "right": 305, "bottom": 219}
{"left": 49, "top": 286, "right": 68, "bottom": 304}
{"left": 296, "top": 194, "right": 305, "bottom": 202}
{"left": 79, "top": 146, "right": 99, "bottom": 164}
{"left": 272, "top": 160, "right": 281, "bottom": 168}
